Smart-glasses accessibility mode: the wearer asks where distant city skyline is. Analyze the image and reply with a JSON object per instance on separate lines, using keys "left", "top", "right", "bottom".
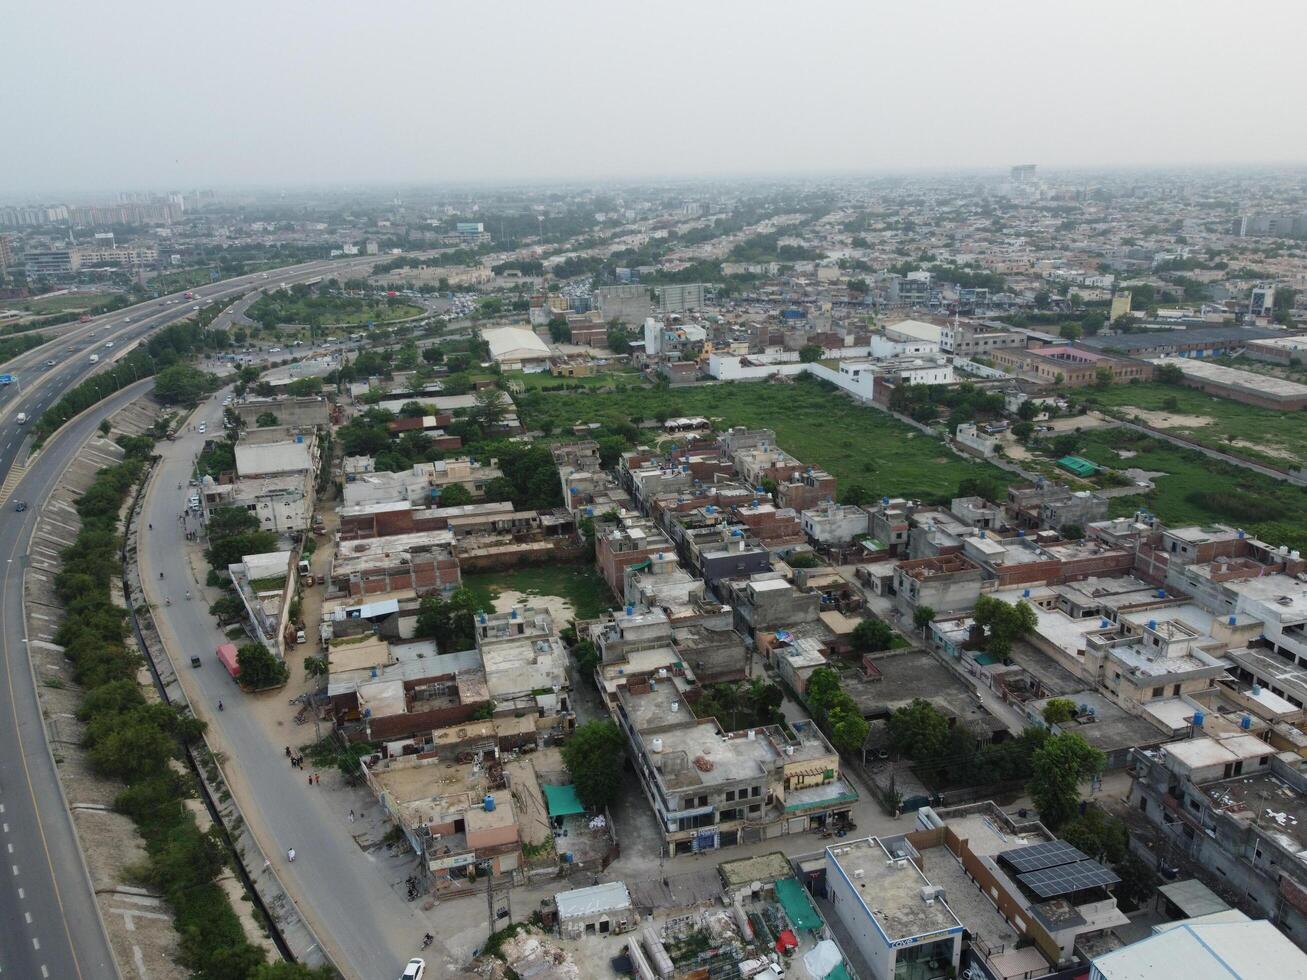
{"left": 5, "top": 0, "right": 1307, "bottom": 194}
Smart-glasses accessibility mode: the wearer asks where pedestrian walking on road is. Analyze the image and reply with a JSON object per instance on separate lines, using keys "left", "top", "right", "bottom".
{"left": 349, "top": 809, "right": 355, "bottom": 823}
{"left": 307, "top": 774, "right": 313, "bottom": 787}
{"left": 287, "top": 848, "right": 296, "bottom": 862}
{"left": 285, "top": 746, "right": 291, "bottom": 759}
{"left": 314, "top": 773, "right": 321, "bottom": 786}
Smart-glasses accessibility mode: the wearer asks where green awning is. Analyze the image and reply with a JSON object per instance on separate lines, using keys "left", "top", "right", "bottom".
{"left": 973, "top": 652, "right": 999, "bottom": 666}
{"left": 827, "top": 964, "right": 851, "bottom": 980}
{"left": 776, "top": 877, "right": 823, "bottom": 931}
{"left": 543, "top": 783, "right": 586, "bottom": 818}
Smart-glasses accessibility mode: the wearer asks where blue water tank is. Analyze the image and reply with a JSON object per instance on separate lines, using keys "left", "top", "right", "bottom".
{"left": 1018, "top": 529, "right": 1025, "bottom": 537}
{"left": 1193, "top": 710, "right": 1205, "bottom": 727}
{"left": 1100, "top": 618, "right": 1110, "bottom": 628}
{"left": 1022, "top": 588, "right": 1031, "bottom": 598}
{"left": 882, "top": 496, "right": 890, "bottom": 505}
{"left": 510, "top": 608, "right": 518, "bottom": 619}
{"left": 625, "top": 605, "right": 634, "bottom": 615}
{"left": 1156, "top": 589, "right": 1166, "bottom": 598}
{"left": 1252, "top": 683, "right": 1263, "bottom": 696}
{"left": 1228, "top": 615, "right": 1238, "bottom": 626}
{"left": 1148, "top": 619, "right": 1158, "bottom": 630}
{"left": 1241, "top": 714, "right": 1253, "bottom": 730}
{"left": 484, "top": 795, "right": 496, "bottom": 812}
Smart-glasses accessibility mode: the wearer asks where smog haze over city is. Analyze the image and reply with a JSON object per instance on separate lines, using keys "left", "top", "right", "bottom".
{"left": 5, "top": 4, "right": 1307, "bottom": 980}
{"left": 6, "top": 0, "right": 1307, "bottom": 193}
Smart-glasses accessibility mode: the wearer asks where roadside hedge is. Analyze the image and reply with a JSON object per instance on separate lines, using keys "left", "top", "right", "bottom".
{"left": 54, "top": 439, "right": 332, "bottom": 979}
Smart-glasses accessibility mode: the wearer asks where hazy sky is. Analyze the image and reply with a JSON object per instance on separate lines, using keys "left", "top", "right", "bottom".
{"left": 6, "top": 0, "right": 1306, "bottom": 195}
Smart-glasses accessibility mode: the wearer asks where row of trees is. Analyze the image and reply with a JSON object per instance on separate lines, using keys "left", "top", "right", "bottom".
{"left": 57, "top": 441, "right": 326, "bottom": 978}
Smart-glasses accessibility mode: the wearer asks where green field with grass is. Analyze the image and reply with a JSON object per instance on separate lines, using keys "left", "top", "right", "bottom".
{"left": 1070, "top": 427, "right": 1307, "bottom": 550}
{"left": 517, "top": 376, "right": 1013, "bottom": 503}
{"left": 459, "top": 563, "right": 614, "bottom": 620}
{"left": 13, "top": 292, "right": 100, "bottom": 313}
{"left": 1084, "top": 381, "right": 1307, "bottom": 467}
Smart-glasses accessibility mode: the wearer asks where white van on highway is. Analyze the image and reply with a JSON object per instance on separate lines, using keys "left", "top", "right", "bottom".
{"left": 16, "top": 412, "right": 27, "bottom": 425}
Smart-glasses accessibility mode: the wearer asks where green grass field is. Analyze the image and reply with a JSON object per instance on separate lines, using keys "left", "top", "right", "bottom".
{"left": 13, "top": 293, "right": 101, "bottom": 314}
{"left": 459, "top": 563, "right": 613, "bottom": 620}
{"left": 1084, "top": 381, "right": 1307, "bottom": 467}
{"left": 1070, "top": 427, "right": 1307, "bottom": 551}
{"left": 518, "top": 376, "right": 1013, "bottom": 502}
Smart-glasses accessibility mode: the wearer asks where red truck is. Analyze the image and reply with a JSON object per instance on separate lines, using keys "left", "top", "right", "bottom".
{"left": 216, "top": 643, "right": 240, "bottom": 678}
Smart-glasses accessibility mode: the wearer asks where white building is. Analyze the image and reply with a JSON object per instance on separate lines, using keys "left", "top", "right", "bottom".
{"left": 481, "top": 325, "right": 552, "bottom": 372}
{"left": 825, "top": 837, "right": 963, "bottom": 980}
{"left": 954, "top": 422, "right": 1000, "bottom": 458}
{"left": 801, "top": 502, "right": 870, "bottom": 545}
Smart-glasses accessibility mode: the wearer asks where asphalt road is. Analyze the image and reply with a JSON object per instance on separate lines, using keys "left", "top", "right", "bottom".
{"left": 139, "top": 389, "right": 433, "bottom": 980}
{"left": 0, "top": 380, "right": 154, "bottom": 980}
{"left": 0, "top": 257, "right": 383, "bottom": 980}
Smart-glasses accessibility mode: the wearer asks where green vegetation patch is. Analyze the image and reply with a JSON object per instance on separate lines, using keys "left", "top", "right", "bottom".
{"left": 1071, "top": 428, "right": 1307, "bottom": 552}
{"left": 459, "top": 563, "right": 614, "bottom": 621}
{"left": 1084, "top": 380, "right": 1307, "bottom": 466}
{"left": 517, "top": 375, "right": 1013, "bottom": 504}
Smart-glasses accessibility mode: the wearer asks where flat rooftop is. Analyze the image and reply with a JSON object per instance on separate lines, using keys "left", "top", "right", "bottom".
{"left": 1149, "top": 356, "right": 1307, "bottom": 400}
{"left": 1028, "top": 691, "right": 1169, "bottom": 755}
{"left": 827, "top": 838, "right": 962, "bottom": 941}
{"left": 843, "top": 649, "right": 989, "bottom": 721}
{"left": 1202, "top": 770, "right": 1307, "bottom": 854}
{"left": 719, "top": 851, "right": 796, "bottom": 889}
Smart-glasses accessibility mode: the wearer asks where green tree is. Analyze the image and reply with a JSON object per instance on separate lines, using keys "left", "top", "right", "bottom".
{"left": 827, "top": 704, "right": 869, "bottom": 754}
{"left": 972, "top": 595, "right": 1038, "bottom": 658}
{"left": 1155, "top": 362, "right": 1184, "bottom": 385}
{"left": 236, "top": 643, "right": 288, "bottom": 689}
{"left": 87, "top": 715, "right": 176, "bottom": 782}
{"left": 799, "top": 344, "right": 822, "bottom": 363}
{"left": 786, "top": 551, "right": 821, "bottom": 569}
{"left": 1060, "top": 523, "right": 1085, "bottom": 540}
{"left": 851, "top": 617, "right": 895, "bottom": 653}
{"left": 473, "top": 387, "right": 509, "bottom": 433}
{"left": 547, "top": 316, "right": 572, "bottom": 343}
{"left": 303, "top": 656, "right": 328, "bottom": 678}
{"left": 887, "top": 698, "right": 949, "bottom": 761}
{"left": 1094, "top": 366, "right": 1114, "bottom": 388}
{"left": 153, "top": 364, "right": 217, "bottom": 407}
{"left": 1016, "top": 399, "right": 1040, "bottom": 421}
{"left": 1028, "top": 732, "right": 1105, "bottom": 828}
{"left": 414, "top": 587, "right": 478, "bottom": 651}
{"left": 1042, "top": 698, "right": 1078, "bottom": 725}
{"left": 1060, "top": 322, "right": 1083, "bottom": 342}
{"left": 1011, "top": 420, "right": 1034, "bottom": 442}
{"left": 908, "top": 608, "right": 933, "bottom": 635}
{"left": 572, "top": 639, "right": 599, "bottom": 678}
{"left": 255, "top": 412, "right": 279, "bottom": 427}
{"left": 436, "top": 483, "right": 474, "bottom": 507}
{"left": 561, "top": 720, "right": 627, "bottom": 810}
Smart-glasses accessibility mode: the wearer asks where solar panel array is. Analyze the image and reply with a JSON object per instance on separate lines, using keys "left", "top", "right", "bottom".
{"left": 1000, "top": 840, "right": 1089, "bottom": 874}
{"left": 1018, "top": 860, "right": 1121, "bottom": 899}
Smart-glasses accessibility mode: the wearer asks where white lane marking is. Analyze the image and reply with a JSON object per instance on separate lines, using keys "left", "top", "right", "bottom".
{"left": 6, "top": 843, "right": 11, "bottom": 853}
{"left": 24, "top": 911, "right": 31, "bottom": 924}
{"left": 18, "top": 887, "right": 24, "bottom": 898}
{"left": 10, "top": 864, "right": 17, "bottom": 875}
{"left": 42, "top": 966, "right": 50, "bottom": 978}
{"left": 31, "top": 938, "right": 39, "bottom": 950}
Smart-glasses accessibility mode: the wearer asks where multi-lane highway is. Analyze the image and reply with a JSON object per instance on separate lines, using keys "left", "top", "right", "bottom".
{"left": 0, "top": 380, "right": 152, "bottom": 980}
{"left": 0, "top": 257, "right": 384, "bottom": 979}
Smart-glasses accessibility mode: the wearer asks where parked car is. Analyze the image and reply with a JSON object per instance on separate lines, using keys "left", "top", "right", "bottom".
{"left": 14, "top": 500, "right": 27, "bottom": 512}
{"left": 401, "top": 960, "right": 425, "bottom": 980}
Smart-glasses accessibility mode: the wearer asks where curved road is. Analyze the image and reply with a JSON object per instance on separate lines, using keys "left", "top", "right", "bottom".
{"left": 0, "top": 380, "right": 154, "bottom": 980}
{"left": 0, "top": 257, "right": 387, "bottom": 980}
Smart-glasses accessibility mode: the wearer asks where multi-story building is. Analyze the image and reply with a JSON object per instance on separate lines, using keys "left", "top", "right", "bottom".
{"left": 776, "top": 467, "right": 838, "bottom": 512}
{"left": 610, "top": 670, "right": 854, "bottom": 853}
{"left": 939, "top": 321, "right": 1026, "bottom": 357}
{"left": 823, "top": 836, "right": 964, "bottom": 980}
{"left": 1127, "top": 732, "right": 1307, "bottom": 950}
{"left": 594, "top": 514, "right": 675, "bottom": 597}
{"left": 475, "top": 607, "right": 573, "bottom": 739}
{"left": 654, "top": 282, "right": 706, "bottom": 313}
{"left": 801, "top": 502, "right": 870, "bottom": 546}
{"left": 595, "top": 284, "right": 652, "bottom": 324}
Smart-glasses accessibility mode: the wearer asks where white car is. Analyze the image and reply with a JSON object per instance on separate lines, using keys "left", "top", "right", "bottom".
{"left": 188, "top": 494, "right": 200, "bottom": 508}
{"left": 104, "top": 341, "right": 114, "bottom": 348}
{"left": 400, "top": 960, "right": 425, "bottom": 980}
{"left": 197, "top": 421, "right": 207, "bottom": 433}
{"left": 269, "top": 347, "right": 282, "bottom": 353}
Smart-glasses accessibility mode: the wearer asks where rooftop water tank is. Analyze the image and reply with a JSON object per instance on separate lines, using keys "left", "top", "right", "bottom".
{"left": 1148, "top": 619, "right": 1157, "bottom": 630}
{"left": 1228, "top": 615, "right": 1238, "bottom": 626}
{"left": 1156, "top": 589, "right": 1167, "bottom": 598}
{"left": 1241, "top": 714, "right": 1253, "bottom": 730}
{"left": 651, "top": 737, "right": 664, "bottom": 753}
{"left": 483, "top": 795, "right": 496, "bottom": 812}
{"left": 1100, "top": 618, "right": 1110, "bottom": 628}
{"left": 1023, "top": 588, "right": 1031, "bottom": 598}
{"left": 625, "top": 605, "right": 634, "bottom": 615}
{"left": 1193, "top": 709, "right": 1205, "bottom": 727}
